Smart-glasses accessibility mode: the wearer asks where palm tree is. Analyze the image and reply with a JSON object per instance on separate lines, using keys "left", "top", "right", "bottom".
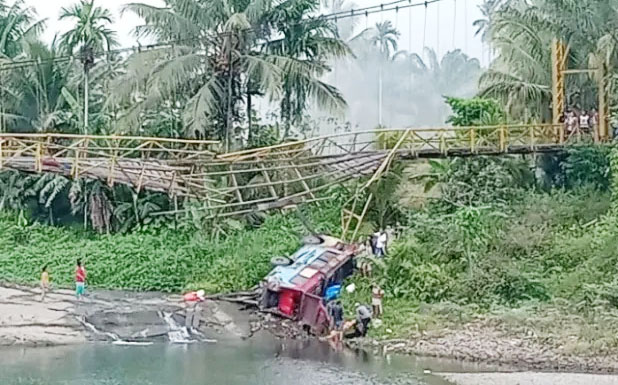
{"left": 59, "top": 0, "right": 118, "bottom": 134}
{"left": 4, "top": 39, "right": 76, "bottom": 133}
{"left": 59, "top": 0, "right": 118, "bottom": 53}
{"left": 266, "top": 1, "right": 351, "bottom": 137}
{"left": 386, "top": 48, "right": 481, "bottom": 125}
{"left": 369, "top": 21, "right": 399, "bottom": 126}
{"left": 0, "top": 0, "right": 46, "bottom": 132}
{"left": 116, "top": 0, "right": 350, "bottom": 145}
{"left": 477, "top": 0, "right": 618, "bottom": 119}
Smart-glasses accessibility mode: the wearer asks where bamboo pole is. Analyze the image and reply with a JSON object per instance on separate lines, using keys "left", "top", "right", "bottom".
{"left": 229, "top": 165, "right": 244, "bottom": 203}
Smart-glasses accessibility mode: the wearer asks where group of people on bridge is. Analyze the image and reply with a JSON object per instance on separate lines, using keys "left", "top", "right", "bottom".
{"left": 561, "top": 107, "right": 599, "bottom": 139}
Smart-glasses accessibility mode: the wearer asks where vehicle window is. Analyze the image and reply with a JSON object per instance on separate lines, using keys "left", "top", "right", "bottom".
{"left": 291, "top": 276, "right": 308, "bottom": 286}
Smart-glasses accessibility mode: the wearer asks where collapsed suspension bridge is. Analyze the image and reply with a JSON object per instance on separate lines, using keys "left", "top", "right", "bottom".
{"left": 0, "top": 124, "right": 606, "bottom": 239}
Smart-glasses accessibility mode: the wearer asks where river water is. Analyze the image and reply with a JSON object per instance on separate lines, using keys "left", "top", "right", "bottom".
{"left": 0, "top": 336, "right": 459, "bottom": 385}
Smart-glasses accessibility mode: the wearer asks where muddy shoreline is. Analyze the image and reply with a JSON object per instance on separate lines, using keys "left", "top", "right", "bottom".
{"left": 2, "top": 284, "right": 618, "bottom": 376}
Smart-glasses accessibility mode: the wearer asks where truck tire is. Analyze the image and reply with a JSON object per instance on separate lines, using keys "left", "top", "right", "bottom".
{"left": 302, "top": 235, "right": 324, "bottom": 245}
{"left": 271, "top": 256, "right": 292, "bottom": 266}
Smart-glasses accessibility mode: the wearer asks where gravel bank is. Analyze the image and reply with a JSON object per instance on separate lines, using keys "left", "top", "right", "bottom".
{"left": 350, "top": 318, "right": 618, "bottom": 373}
{"left": 440, "top": 372, "right": 618, "bottom": 385}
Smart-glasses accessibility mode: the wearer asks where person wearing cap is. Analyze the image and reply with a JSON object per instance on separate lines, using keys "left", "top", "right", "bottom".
{"left": 355, "top": 303, "right": 372, "bottom": 337}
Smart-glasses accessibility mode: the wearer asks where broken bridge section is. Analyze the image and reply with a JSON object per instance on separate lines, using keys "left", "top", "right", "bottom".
{"left": 0, "top": 124, "right": 586, "bottom": 220}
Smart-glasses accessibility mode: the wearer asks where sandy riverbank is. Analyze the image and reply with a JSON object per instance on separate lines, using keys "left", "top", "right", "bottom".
{"left": 0, "top": 284, "right": 249, "bottom": 346}
{"left": 0, "top": 286, "right": 84, "bottom": 346}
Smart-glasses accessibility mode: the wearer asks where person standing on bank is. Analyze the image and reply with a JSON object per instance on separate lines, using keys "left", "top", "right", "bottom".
{"left": 75, "top": 259, "right": 87, "bottom": 300}
{"left": 371, "top": 284, "right": 385, "bottom": 318}
{"left": 40, "top": 265, "right": 50, "bottom": 302}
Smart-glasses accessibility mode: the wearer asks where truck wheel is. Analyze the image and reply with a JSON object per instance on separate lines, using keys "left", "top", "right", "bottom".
{"left": 302, "top": 235, "right": 324, "bottom": 245}
{"left": 271, "top": 256, "right": 292, "bottom": 266}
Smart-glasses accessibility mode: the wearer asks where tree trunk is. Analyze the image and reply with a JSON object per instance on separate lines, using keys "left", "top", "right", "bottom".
{"left": 226, "top": 39, "right": 233, "bottom": 152}
{"left": 247, "top": 89, "right": 252, "bottom": 145}
{"left": 84, "top": 70, "right": 89, "bottom": 135}
{"left": 283, "top": 95, "right": 291, "bottom": 138}
{"left": 378, "top": 63, "right": 383, "bottom": 127}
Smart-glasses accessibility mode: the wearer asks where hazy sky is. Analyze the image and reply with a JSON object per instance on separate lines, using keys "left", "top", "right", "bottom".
{"left": 20, "top": 0, "right": 489, "bottom": 64}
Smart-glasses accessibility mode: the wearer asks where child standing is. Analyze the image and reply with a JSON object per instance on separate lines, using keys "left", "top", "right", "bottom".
{"left": 75, "top": 259, "right": 87, "bottom": 300}
{"left": 40, "top": 265, "right": 50, "bottom": 302}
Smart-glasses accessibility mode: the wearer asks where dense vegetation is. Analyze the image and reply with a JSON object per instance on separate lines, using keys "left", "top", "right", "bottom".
{"left": 340, "top": 145, "right": 618, "bottom": 345}
{"left": 0, "top": 200, "right": 342, "bottom": 292}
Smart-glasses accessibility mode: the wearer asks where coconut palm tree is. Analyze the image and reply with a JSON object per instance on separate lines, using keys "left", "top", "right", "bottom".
{"left": 59, "top": 0, "right": 118, "bottom": 134}
{"left": 0, "top": 0, "right": 47, "bottom": 132}
{"left": 59, "top": 0, "right": 118, "bottom": 53}
{"left": 0, "top": 0, "right": 46, "bottom": 58}
{"left": 4, "top": 39, "right": 76, "bottom": 133}
{"left": 266, "top": 0, "right": 351, "bottom": 137}
{"left": 477, "top": 0, "right": 618, "bottom": 119}
{"left": 388, "top": 48, "right": 481, "bottom": 125}
{"left": 115, "top": 0, "right": 350, "bottom": 145}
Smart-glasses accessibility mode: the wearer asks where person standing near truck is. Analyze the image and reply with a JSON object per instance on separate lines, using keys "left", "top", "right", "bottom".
{"left": 355, "top": 303, "right": 372, "bottom": 337}
{"left": 371, "top": 284, "right": 385, "bottom": 318}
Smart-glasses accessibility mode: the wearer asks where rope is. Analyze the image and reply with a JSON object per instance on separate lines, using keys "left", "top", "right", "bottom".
{"left": 452, "top": 0, "right": 457, "bottom": 50}
{"left": 436, "top": 0, "right": 440, "bottom": 57}
{"left": 423, "top": 2, "right": 428, "bottom": 50}
{"left": 408, "top": 0, "right": 412, "bottom": 53}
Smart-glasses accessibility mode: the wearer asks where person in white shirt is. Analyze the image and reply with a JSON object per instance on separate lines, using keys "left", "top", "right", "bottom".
{"left": 375, "top": 230, "right": 387, "bottom": 257}
{"left": 580, "top": 111, "right": 590, "bottom": 132}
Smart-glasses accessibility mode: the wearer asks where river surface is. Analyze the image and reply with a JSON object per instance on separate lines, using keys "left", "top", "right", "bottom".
{"left": 0, "top": 335, "right": 463, "bottom": 385}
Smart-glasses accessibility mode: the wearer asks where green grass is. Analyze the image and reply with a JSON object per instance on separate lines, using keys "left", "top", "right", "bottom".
{"left": 0, "top": 202, "right": 342, "bottom": 293}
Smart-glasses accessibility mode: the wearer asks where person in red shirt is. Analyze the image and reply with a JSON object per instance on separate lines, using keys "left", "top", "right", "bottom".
{"left": 75, "top": 259, "right": 87, "bottom": 300}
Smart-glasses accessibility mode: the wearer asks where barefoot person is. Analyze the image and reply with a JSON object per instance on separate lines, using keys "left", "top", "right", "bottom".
{"left": 75, "top": 259, "right": 87, "bottom": 300}
{"left": 40, "top": 265, "right": 50, "bottom": 302}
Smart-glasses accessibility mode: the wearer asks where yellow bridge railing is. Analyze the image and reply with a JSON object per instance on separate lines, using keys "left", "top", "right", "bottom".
{"left": 220, "top": 123, "right": 581, "bottom": 161}
{"left": 0, "top": 124, "right": 598, "bottom": 208}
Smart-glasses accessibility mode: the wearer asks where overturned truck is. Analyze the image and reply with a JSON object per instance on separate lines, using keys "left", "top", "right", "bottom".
{"left": 259, "top": 235, "right": 358, "bottom": 335}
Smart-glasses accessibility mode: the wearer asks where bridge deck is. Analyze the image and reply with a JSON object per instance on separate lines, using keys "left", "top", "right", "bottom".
{"left": 0, "top": 125, "right": 595, "bottom": 217}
